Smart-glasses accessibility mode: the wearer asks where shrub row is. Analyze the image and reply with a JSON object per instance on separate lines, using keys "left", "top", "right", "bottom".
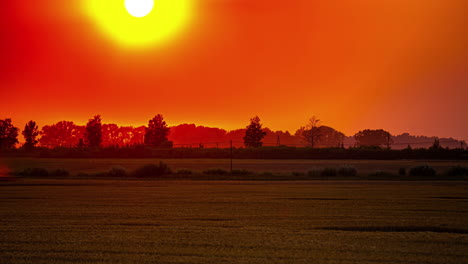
{"left": 16, "top": 168, "right": 70, "bottom": 178}
{"left": 306, "top": 166, "right": 358, "bottom": 177}
{"left": 3, "top": 145, "right": 467, "bottom": 160}
{"left": 13, "top": 164, "right": 468, "bottom": 179}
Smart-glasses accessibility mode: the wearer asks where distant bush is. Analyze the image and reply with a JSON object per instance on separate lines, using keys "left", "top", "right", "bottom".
{"left": 409, "top": 165, "right": 436, "bottom": 177}
{"left": 132, "top": 162, "right": 172, "bottom": 178}
{"left": 93, "top": 172, "right": 108, "bottom": 178}
{"left": 21, "top": 168, "right": 49, "bottom": 177}
{"left": 292, "top": 171, "right": 305, "bottom": 177}
{"left": 338, "top": 166, "right": 357, "bottom": 177}
{"left": 398, "top": 167, "right": 406, "bottom": 176}
{"left": 107, "top": 166, "right": 128, "bottom": 177}
{"left": 261, "top": 171, "right": 274, "bottom": 176}
{"left": 305, "top": 170, "right": 319, "bottom": 177}
{"left": 321, "top": 168, "right": 337, "bottom": 177}
{"left": 446, "top": 165, "right": 468, "bottom": 176}
{"left": 368, "top": 171, "right": 395, "bottom": 178}
{"left": 76, "top": 172, "right": 91, "bottom": 178}
{"left": 231, "top": 169, "right": 251, "bottom": 176}
{"left": 49, "top": 169, "right": 70, "bottom": 177}
{"left": 203, "top": 169, "right": 229, "bottom": 175}
{"left": 176, "top": 169, "right": 193, "bottom": 175}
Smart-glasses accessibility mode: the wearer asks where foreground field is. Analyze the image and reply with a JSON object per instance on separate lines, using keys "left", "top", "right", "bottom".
{"left": 1, "top": 179, "right": 467, "bottom": 263}
{"left": 1, "top": 158, "right": 468, "bottom": 176}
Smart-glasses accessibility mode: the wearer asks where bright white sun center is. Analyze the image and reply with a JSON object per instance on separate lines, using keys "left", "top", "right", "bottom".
{"left": 125, "top": 0, "right": 154, "bottom": 17}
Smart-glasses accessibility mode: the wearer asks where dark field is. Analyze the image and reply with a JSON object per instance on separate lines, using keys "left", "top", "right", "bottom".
{"left": 2, "top": 158, "right": 468, "bottom": 176}
{"left": 1, "top": 179, "right": 468, "bottom": 263}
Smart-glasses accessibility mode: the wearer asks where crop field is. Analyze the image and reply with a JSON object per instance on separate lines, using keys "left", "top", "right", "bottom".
{"left": 1, "top": 158, "right": 467, "bottom": 176}
{"left": 1, "top": 179, "right": 467, "bottom": 263}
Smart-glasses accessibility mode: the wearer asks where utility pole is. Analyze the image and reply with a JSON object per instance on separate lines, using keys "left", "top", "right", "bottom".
{"left": 230, "top": 140, "right": 233, "bottom": 174}
{"left": 276, "top": 135, "right": 280, "bottom": 146}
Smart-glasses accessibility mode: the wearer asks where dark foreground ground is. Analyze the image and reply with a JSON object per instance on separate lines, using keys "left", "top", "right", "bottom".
{"left": 1, "top": 179, "right": 467, "bottom": 264}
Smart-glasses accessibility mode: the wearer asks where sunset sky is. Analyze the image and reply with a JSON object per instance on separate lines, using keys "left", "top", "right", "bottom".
{"left": 1, "top": 0, "right": 467, "bottom": 139}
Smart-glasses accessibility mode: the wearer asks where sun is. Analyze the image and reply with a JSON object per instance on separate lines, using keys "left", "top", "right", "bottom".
{"left": 84, "top": 0, "right": 193, "bottom": 47}
{"left": 125, "top": 0, "right": 154, "bottom": 18}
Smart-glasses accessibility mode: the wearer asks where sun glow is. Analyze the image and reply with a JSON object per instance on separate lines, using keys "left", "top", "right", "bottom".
{"left": 125, "top": 0, "right": 154, "bottom": 18}
{"left": 85, "top": 0, "right": 193, "bottom": 47}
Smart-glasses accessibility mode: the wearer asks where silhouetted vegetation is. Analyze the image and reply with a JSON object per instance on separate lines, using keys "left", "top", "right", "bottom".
{"left": 132, "top": 162, "right": 172, "bottom": 178}
{"left": 1, "top": 144, "right": 467, "bottom": 160}
{"left": 7, "top": 161, "right": 468, "bottom": 180}
{"left": 50, "top": 169, "right": 70, "bottom": 177}
{"left": 296, "top": 117, "right": 345, "bottom": 148}
{"left": 85, "top": 115, "right": 103, "bottom": 148}
{"left": 14, "top": 167, "right": 70, "bottom": 178}
{"left": 297, "top": 116, "right": 322, "bottom": 148}
{"left": 22, "top": 120, "right": 39, "bottom": 150}
{"left": 307, "top": 170, "right": 320, "bottom": 177}
{"left": 409, "top": 165, "right": 436, "bottom": 177}
{"left": 1, "top": 116, "right": 466, "bottom": 159}
{"left": 176, "top": 169, "right": 193, "bottom": 175}
{"left": 398, "top": 167, "right": 407, "bottom": 176}
{"left": 354, "top": 129, "right": 392, "bottom": 148}
{"left": 107, "top": 166, "right": 128, "bottom": 177}
{"left": 243, "top": 116, "right": 267, "bottom": 148}
{"left": 39, "top": 121, "right": 84, "bottom": 147}
{"left": 144, "top": 114, "right": 172, "bottom": 148}
{"left": 446, "top": 165, "right": 468, "bottom": 176}
{"left": 321, "top": 168, "right": 338, "bottom": 177}
{"left": 231, "top": 169, "right": 251, "bottom": 176}
{"left": 338, "top": 166, "right": 357, "bottom": 177}
{"left": 203, "top": 168, "right": 229, "bottom": 175}
{"left": 292, "top": 171, "right": 305, "bottom": 176}
{"left": 18, "top": 168, "right": 49, "bottom": 177}
{"left": 367, "top": 171, "right": 396, "bottom": 178}
{"left": 0, "top": 118, "right": 19, "bottom": 149}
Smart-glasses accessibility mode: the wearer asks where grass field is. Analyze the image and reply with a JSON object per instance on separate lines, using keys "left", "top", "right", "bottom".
{"left": 1, "top": 179, "right": 467, "bottom": 263}
{"left": 1, "top": 158, "right": 468, "bottom": 177}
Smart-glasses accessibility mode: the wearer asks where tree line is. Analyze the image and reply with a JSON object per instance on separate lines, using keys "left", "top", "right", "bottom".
{"left": 0, "top": 115, "right": 466, "bottom": 150}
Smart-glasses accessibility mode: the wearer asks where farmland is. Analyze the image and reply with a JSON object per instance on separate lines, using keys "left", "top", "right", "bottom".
{"left": 1, "top": 179, "right": 467, "bottom": 263}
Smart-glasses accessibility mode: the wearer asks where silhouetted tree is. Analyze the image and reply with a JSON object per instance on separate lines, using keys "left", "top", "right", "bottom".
{"left": 0, "top": 118, "right": 19, "bottom": 149}
{"left": 296, "top": 116, "right": 322, "bottom": 148}
{"left": 22, "top": 120, "right": 39, "bottom": 150}
{"left": 144, "top": 114, "right": 171, "bottom": 147}
{"left": 118, "top": 126, "right": 135, "bottom": 146}
{"left": 77, "top": 138, "right": 85, "bottom": 148}
{"left": 169, "top": 124, "right": 228, "bottom": 147}
{"left": 391, "top": 132, "right": 462, "bottom": 149}
{"left": 130, "top": 126, "right": 146, "bottom": 145}
{"left": 354, "top": 129, "right": 393, "bottom": 148}
{"left": 315, "top": 126, "right": 345, "bottom": 148}
{"left": 85, "top": 115, "right": 103, "bottom": 148}
{"left": 431, "top": 137, "right": 441, "bottom": 150}
{"left": 243, "top": 116, "right": 267, "bottom": 148}
{"left": 39, "top": 121, "right": 84, "bottom": 147}
{"left": 461, "top": 140, "right": 467, "bottom": 150}
{"left": 102, "top": 123, "right": 120, "bottom": 147}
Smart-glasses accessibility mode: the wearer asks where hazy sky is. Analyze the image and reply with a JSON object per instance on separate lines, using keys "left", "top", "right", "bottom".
{"left": 1, "top": 0, "right": 467, "bottom": 139}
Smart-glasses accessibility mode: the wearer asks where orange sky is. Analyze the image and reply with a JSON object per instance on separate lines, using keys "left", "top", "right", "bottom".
{"left": 1, "top": 0, "right": 467, "bottom": 139}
